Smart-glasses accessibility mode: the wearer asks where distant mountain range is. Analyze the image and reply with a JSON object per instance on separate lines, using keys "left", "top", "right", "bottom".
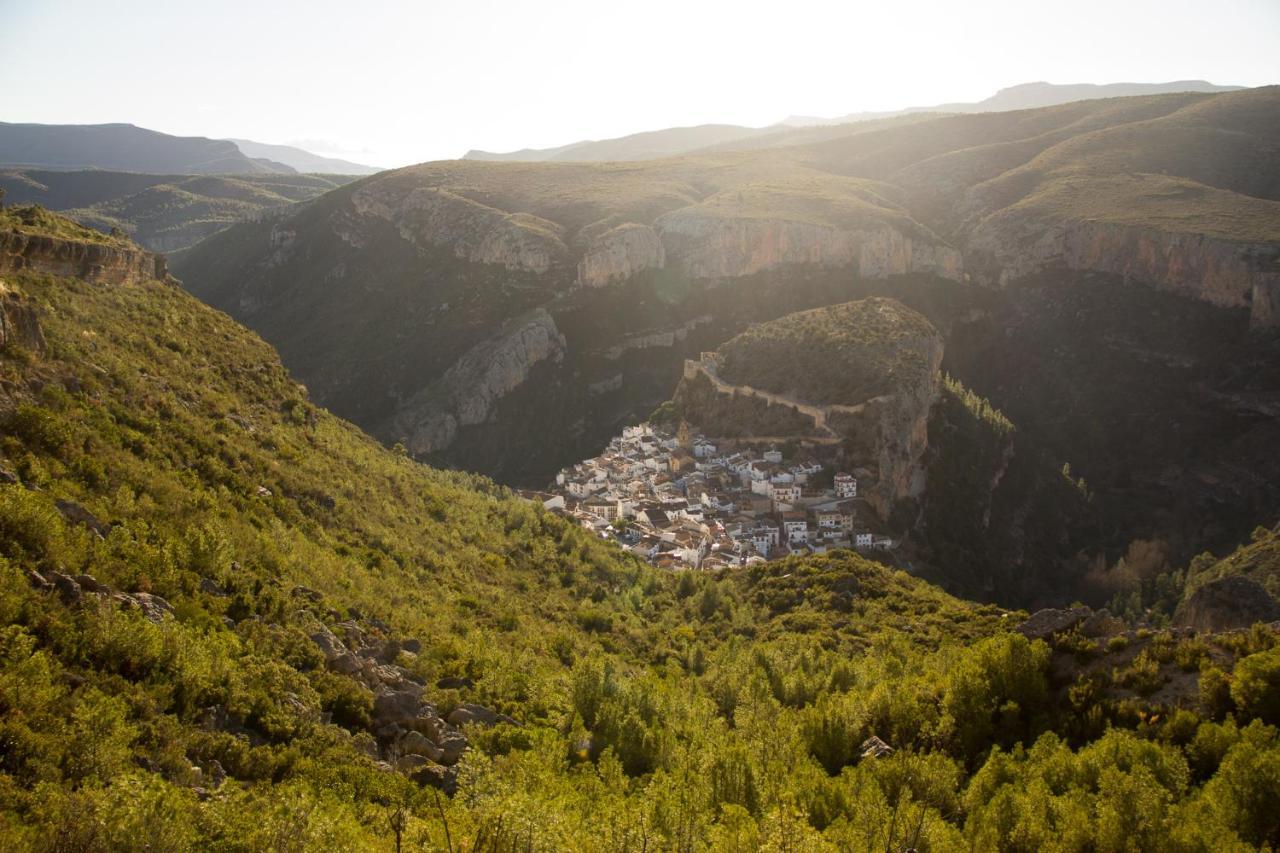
{"left": 463, "top": 80, "right": 1243, "bottom": 162}
{"left": 227, "top": 139, "right": 381, "bottom": 175}
{"left": 0, "top": 122, "right": 380, "bottom": 175}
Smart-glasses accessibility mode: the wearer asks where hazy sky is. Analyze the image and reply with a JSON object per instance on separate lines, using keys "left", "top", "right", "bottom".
{"left": 3, "top": 0, "right": 1278, "bottom": 167}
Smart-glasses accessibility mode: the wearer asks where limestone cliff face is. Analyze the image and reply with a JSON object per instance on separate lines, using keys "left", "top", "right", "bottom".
{"left": 828, "top": 335, "right": 944, "bottom": 519}
{"left": 0, "top": 281, "right": 46, "bottom": 357}
{"left": 0, "top": 231, "right": 171, "bottom": 286}
{"left": 350, "top": 185, "right": 567, "bottom": 273}
{"left": 967, "top": 215, "right": 1280, "bottom": 329}
{"left": 392, "top": 309, "right": 567, "bottom": 455}
{"left": 654, "top": 212, "right": 964, "bottom": 282}
{"left": 577, "top": 223, "right": 665, "bottom": 287}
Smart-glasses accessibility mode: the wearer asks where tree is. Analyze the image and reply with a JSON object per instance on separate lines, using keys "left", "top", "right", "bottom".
{"left": 1232, "top": 648, "right": 1280, "bottom": 725}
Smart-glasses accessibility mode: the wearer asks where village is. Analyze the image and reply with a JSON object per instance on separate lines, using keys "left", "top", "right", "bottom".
{"left": 521, "top": 423, "right": 895, "bottom": 570}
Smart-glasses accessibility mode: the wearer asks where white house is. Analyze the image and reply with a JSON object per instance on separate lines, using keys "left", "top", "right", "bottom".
{"left": 835, "top": 474, "right": 858, "bottom": 499}
{"left": 783, "top": 514, "right": 810, "bottom": 543}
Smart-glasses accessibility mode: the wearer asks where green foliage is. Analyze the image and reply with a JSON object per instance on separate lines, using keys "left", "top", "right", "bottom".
{"left": 1231, "top": 647, "right": 1280, "bottom": 725}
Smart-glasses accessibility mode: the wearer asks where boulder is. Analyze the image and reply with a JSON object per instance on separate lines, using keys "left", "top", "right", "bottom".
{"left": 24, "top": 568, "right": 52, "bottom": 591}
{"left": 373, "top": 687, "right": 426, "bottom": 727}
{"left": 374, "top": 639, "right": 402, "bottom": 664}
{"left": 1080, "top": 608, "right": 1124, "bottom": 638}
{"left": 1174, "top": 576, "right": 1280, "bottom": 632}
{"left": 74, "top": 573, "right": 110, "bottom": 595}
{"left": 291, "top": 585, "right": 323, "bottom": 603}
{"left": 411, "top": 763, "right": 458, "bottom": 795}
{"left": 200, "top": 577, "right": 229, "bottom": 597}
{"left": 860, "top": 736, "right": 894, "bottom": 759}
{"left": 54, "top": 500, "right": 110, "bottom": 538}
{"left": 396, "top": 754, "right": 430, "bottom": 772}
{"left": 329, "top": 652, "right": 362, "bottom": 676}
{"left": 133, "top": 592, "right": 174, "bottom": 623}
{"left": 447, "top": 703, "right": 517, "bottom": 728}
{"left": 400, "top": 730, "right": 444, "bottom": 762}
{"left": 375, "top": 722, "right": 407, "bottom": 741}
{"left": 0, "top": 467, "right": 18, "bottom": 485}
{"left": 1016, "top": 607, "right": 1091, "bottom": 640}
{"left": 433, "top": 729, "right": 469, "bottom": 766}
{"left": 48, "top": 571, "right": 82, "bottom": 605}
{"left": 310, "top": 626, "right": 347, "bottom": 661}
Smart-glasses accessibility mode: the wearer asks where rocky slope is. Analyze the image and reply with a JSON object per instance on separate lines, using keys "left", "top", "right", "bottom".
{"left": 390, "top": 308, "right": 566, "bottom": 455}
{"left": 1, "top": 208, "right": 173, "bottom": 285}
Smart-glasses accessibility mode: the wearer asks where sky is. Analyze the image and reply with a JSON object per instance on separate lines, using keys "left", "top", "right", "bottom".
{"left": 2, "top": 0, "right": 1278, "bottom": 168}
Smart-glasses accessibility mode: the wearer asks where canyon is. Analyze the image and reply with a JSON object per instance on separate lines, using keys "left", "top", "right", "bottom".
{"left": 171, "top": 88, "right": 1280, "bottom": 596}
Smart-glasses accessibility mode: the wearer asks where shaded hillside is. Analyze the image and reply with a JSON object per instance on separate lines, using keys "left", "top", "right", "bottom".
{"left": 714, "top": 297, "right": 941, "bottom": 405}
{"left": 0, "top": 169, "right": 357, "bottom": 253}
{"left": 0, "top": 123, "right": 292, "bottom": 174}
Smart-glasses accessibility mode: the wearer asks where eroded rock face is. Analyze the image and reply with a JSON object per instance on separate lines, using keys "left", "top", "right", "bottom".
{"left": 1174, "top": 576, "right": 1280, "bottom": 632}
{"left": 0, "top": 281, "right": 46, "bottom": 356}
{"left": 1017, "top": 606, "right": 1091, "bottom": 639}
{"left": 967, "top": 216, "right": 1280, "bottom": 329}
{"left": 350, "top": 185, "right": 568, "bottom": 273}
{"left": 577, "top": 223, "right": 665, "bottom": 287}
{"left": 655, "top": 212, "right": 963, "bottom": 282}
{"left": 393, "top": 309, "right": 567, "bottom": 455}
{"left": 0, "top": 231, "right": 171, "bottom": 286}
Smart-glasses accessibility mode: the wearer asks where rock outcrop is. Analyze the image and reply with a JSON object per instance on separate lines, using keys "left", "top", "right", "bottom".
{"left": 351, "top": 185, "right": 568, "bottom": 273}
{"left": 967, "top": 216, "right": 1280, "bottom": 329}
{"left": 656, "top": 212, "right": 963, "bottom": 282}
{"left": 392, "top": 309, "right": 567, "bottom": 455}
{"left": 0, "top": 280, "right": 46, "bottom": 356}
{"left": 577, "top": 222, "right": 665, "bottom": 287}
{"left": 1174, "top": 575, "right": 1280, "bottom": 632}
{"left": 1017, "top": 607, "right": 1091, "bottom": 639}
{"left": 0, "top": 230, "right": 172, "bottom": 286}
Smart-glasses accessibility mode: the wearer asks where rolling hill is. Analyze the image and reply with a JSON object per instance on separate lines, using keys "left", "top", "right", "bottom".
{"left": 0, "top": 122, "right": 293, "bottom": 174}
{"left": 0, "top": 169, "right": 359, "bottom": 253}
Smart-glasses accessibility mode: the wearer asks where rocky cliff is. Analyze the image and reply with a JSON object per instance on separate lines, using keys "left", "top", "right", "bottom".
{"left": 0, "top": 230, "right": 172, "bottom": 286}
{"left": 577, "top": 223, "right": 664, "bottom": 287}
{"left": 967, "top": 215, "right": 1280, "bottom": 328}
{"left": 0, "top": 280, "right": 46, "bottom": 358}
{"left": 350, "top": 184, "right": 568, "bottom": 273}
{"left": 390, "top": 309, "right": 566, "bottom": 455}
{"left": 656, "top": 212, "right": 964, "bottom": 282}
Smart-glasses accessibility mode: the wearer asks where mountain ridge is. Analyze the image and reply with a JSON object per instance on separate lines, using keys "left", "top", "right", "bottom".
{"left": 463, "top": 80, "right": 1244, "bottom": 162}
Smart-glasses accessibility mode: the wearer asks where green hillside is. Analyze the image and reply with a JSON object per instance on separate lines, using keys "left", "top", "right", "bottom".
{"left": 5, "top": 195, "right": 1280, "bottom": 852}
